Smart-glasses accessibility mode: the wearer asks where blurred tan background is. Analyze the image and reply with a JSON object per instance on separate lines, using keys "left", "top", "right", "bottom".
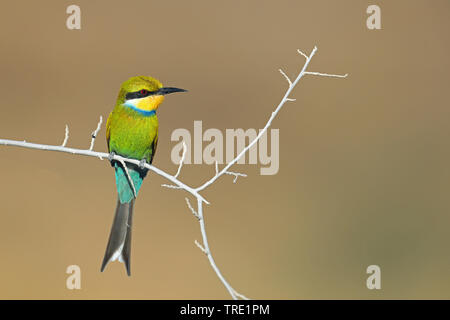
{"left": 0, "top": 0, "right": 449, "bottom": 299}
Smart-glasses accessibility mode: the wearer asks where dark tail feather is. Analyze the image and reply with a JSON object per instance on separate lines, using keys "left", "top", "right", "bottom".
{"left": 101, "top": 198, "right": 135, "bottom": 276}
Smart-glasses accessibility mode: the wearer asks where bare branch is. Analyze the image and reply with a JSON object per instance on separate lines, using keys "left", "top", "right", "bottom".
{"left": 214, "top": 161, "right": 247, "bottom": 183}
{"left": 89, "top": 116, "right": 103, "bottom": 151}
{"left": 174, "top": 141, "right": 186, "bottom": 178}
{"left": 297, "top": 48, "right": 309, "bottom": 59}
{"left": 225, "top": 171, "right": 247, "bottom": 183}
{"left": 0, "top": 139, "right": 208, "bottom": 204}
{"left": 117, "top": 158, "right": 136, "bottom": 198}
{"left": 194, "top": 198, "right": 247, "bottom": 300}
{"left": 194, "top": 240, "right": 208, "bottom": 254}
{"left": 304, "top": 71, "right": 348, "bottom": 78}
{"left": 161, "top": 184, "right": 183, "bottom": 189}
{"left": 0, "top": 45, "right": 346, "bottom": 300}
{"left": 233, "top": 290, "right": 250, "bottom": 300}
{"left": 61, "top": 125, "right": 69, "bottom": 147}
{"left": 195, "top": 46, "right": 347, "bottom": 193}
{"left": 185, "top": 197, "right": 200, "bottom": 220}
{"left": 279, "top": 69, "right": 292, "bottom": 87}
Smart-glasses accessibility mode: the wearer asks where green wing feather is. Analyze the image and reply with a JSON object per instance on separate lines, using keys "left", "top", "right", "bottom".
{"left": 107, "top": 105, "right": 159, "bottom": 203}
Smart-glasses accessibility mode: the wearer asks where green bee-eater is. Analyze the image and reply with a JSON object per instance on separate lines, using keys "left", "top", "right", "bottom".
{"left": 101, "top": 76, "right": 186, "bottom": 276}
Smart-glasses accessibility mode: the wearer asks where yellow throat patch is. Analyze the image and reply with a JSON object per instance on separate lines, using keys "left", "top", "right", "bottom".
{"left": 135, "top": 95, "right": 165, "bottom": 111}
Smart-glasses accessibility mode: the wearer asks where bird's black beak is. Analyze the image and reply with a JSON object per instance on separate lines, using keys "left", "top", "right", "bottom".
{"left": 157, "top": 87, "right": 187, "bottom": 95}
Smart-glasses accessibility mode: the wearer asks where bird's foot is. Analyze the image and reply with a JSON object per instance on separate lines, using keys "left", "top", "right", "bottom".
{"left": 139, "top": 159, "right": 148, "bottom": 170}
{"left": 108, "top": 151, "right": 116, "bottom": 167}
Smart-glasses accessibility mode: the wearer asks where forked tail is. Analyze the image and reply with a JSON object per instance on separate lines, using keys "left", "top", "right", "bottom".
{"left": 101, "top": 198, "right": 135, "bottom": 276}
{"left": 101, "top": 162, "right": 146, "bottom": 276}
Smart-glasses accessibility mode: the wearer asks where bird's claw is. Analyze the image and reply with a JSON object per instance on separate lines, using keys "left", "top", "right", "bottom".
{"left": 139, "top": 159, "right": 147, "bottom": 170}
{"left": 108, "top": 151, "right": 116, "bottom": 167}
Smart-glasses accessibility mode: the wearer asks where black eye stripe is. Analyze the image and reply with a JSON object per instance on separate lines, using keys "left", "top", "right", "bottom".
{"left": 125, "top": 89, "right": 158, "bottom": 100}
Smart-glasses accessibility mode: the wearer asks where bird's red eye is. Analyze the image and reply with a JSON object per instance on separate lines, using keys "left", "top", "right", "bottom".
{"left": 140, "top": 89, "right": 147, "bottom": 95}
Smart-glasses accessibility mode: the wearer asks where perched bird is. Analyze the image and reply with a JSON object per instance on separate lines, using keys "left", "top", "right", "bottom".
{"left": 101, "top": 76, "right": 186, "bottom": 276}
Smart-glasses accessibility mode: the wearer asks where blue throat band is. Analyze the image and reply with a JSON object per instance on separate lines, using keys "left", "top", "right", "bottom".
{"left": 123, "top": 103, "right": 156, "bottom": 116}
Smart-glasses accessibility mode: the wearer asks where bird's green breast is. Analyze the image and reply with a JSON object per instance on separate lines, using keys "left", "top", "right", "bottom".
{"left": 108, "top": 105, "right": 158, "bottom": 162}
